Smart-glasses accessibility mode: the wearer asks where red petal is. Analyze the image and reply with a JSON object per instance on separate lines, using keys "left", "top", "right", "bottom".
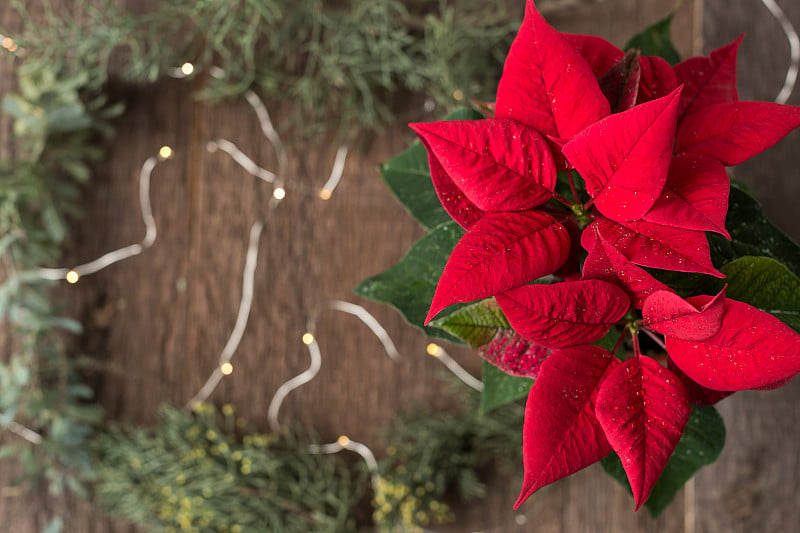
{"left": 581, "top": 225, "right": 672, "bottom": 309}
{"left": 667, "top": 358, "right": 733, "bottom": 405}
{"left": 595, "top": 357, "right": 691, "bottom": 510}
{"left": 562, "top": 87, "right": 682, "bottom": 222}
{"left": 423, "top": 138, "right": 486, "bottom": 229}
{"left": 515, "top": 345, "right": 618, "bottom": 508}
{"left": 593, "top": 217, "right": 724, "bottom": 278}
{"left": 495, "top": 0, "right": 610, "bottom": 137}
{"left": 676, "top": 101, "right": 800, "bottom": 166}
{"left": 638, "top": 56, "right": 680, "bottom": 103}
{"left": 642, "top": 287, "right": 726, "bottom": 341}
{"left": 496, "top": 280, "right": 630, "bottom": 348}
{"left": 410, "top": 119, "right": 556, "bottom": 212}
{"left": 426, "top": 211, "right": 570, "bottom": 322}
{"left": 480, "top": 330, "right": 552, "bottom": 379}
{"left": 642, "top": 153, "right": 730, "bottom": 238}
{"left": 666, "top": 299, "right": 800, "bottom": 390}
{"left": 675, "top": 36, "right": 742, "bottom": 118}
{"left": 562, "top": 33, "right": 624, "bottom": 78}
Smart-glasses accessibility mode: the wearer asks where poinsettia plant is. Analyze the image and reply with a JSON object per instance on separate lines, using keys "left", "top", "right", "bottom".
{"left": 357, "top": 0, "right": 800, "bottom": 516}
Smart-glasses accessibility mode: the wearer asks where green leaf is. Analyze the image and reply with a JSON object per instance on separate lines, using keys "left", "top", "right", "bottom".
{"left": 429, "top": 298, "right": 510, "bottom": 347}
{"left": 710, "top": 185, "right": 800, "bottom": 276}
{"left": 480, "top": 361, "right": 533, "bottom": 414}
{"left": 719, "top": 256, "right": 800, "bottom": 332}
{"left": 601, "top": 405, "right": 725, "bottom": 516}
{"left": 354, "top": 220, "right": 465, "bottom": 342}
{"left": 380, "top": 107, "right": 484, "bottom": 230}
{"left": 624, "top": 14, "right": 681, "bottom": 65}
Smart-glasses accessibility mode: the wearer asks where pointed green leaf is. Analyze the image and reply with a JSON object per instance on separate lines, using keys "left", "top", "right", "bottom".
{"left": 480, "top": 361, "right": 533, "bottom": 414}
{"left": 354, "top": 221, "right": 465, "bottom": 342}
{"left": 601, "top": 405, "right": 725, "bottom": 516}
{"left": 719, "top": 256, "right": 800, "bottom": 332}
{"left": 381, "top": 107, "right": 484, "bottom": 230}
{"left": 430, "top": 298, "right": 511, "bottom": 347}
{"left": 709, "top": 185, "right": 800, "bottom": 276}
{"left": 625, "top": 14, "right": 681, "bottom": 65}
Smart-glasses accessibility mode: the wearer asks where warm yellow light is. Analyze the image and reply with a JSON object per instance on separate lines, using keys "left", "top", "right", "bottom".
{"left": 8, "top": 44, "right": 18, "bottom": 53}
{"left": 302, "top": 332, "right": 315, "bottom": 345}
{"left": 426, "top": 343, "right": 441, "bottom": 357}
{"left": 337, "top": 435, "right": 350, "bottom": 447}
{"left": 273, "top": 187, "right": 286, "bottom": 200}
{"left": 158, "top": 145, "right": 174, "bottom": 161}
{"left": 180, "top": 62, "right": 195, "bottom": 76}
{"left": 319, "top": 189, "right": 332, "bottom": 200}
{"left": 1, "top": 37, "right": 13, "bottom": 49}
{"left": 220, "top": 362, "right": 234, "bottom": 375}
{"left": 65, "top": 270, "right": 80, "bottom": 284}
{"left": 452, "top": 89, "right": 464, "bottom": 101}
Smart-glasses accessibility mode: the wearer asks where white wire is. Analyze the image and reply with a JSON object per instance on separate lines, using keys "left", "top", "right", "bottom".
{"left": 36, "top": 151, "right": 166, "bottom": 281}
{"left": 307, "top": 301, "right": 400, "bottom": 361}
{"left": 186, "top": 221, "right": 264, "bottom": 409}
{"left": 430, "top": 346, "right": 484, "bottom": 392}
{"left": 761, "top": 0, "right": 799, "bottom": 103}
{"left": 267, "top": 338, "right": 323, "bottom": 432}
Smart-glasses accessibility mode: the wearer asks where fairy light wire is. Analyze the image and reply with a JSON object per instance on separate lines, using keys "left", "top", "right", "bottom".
{"left": 306, "top": 301, "right": 400, "bottom": 361}
{"left": 267, "top": 335, "right": 323, "bottom": 432}
{"left": 426, "top": 344, "right": 483, "bottom": 392}
{"left": 761, "top": 0, "right": 799, "bottom": 103}
{"left": 309, "top": 436, "right": 380, "bottom": 484}
{"left": 186, "top": 220, "right": 264, "bottom": 409}
{"left": 35, "top": 147, "right": 172, "bottom": 282}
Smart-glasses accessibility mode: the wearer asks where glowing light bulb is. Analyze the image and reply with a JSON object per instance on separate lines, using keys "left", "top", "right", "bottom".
{"left": 337, "top": 435, "right": 350, "bottom": 447}
{"left": 273, "top": 187, "right": 286, "bottom": 200}
{"left": 426, "top": 343, "right": 441, "bottom": 357}
{"left": 180, "top": 62, "right": 195, "bottom": 76}
{"left": 319, "top": 189, "right": 332, "bottom": 200}
{"left": 452, "top": 89, "right": 464, "bottom": 101}
{"left": 302, "top": 332, "right": 315, "bottom": 345}
{"left": 65, "top": 270, "right": 80, "bottom": 284}
{"left": 1, "top": 37, "right": 13, "bottom": 49}
{"left": 220, "top": 362, "right": 234, "bottom": 375}
{"left": 158, "top": 145, "right": 174, "bottom": 161}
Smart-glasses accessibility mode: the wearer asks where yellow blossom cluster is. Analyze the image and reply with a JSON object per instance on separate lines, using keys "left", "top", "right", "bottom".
{"left": 372, "top": 476, "right": 454, "bottom": 532}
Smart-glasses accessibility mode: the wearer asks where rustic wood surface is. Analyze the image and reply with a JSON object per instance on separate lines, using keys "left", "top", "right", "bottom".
{"left": 1, "top": 0, "right": 799, "bottom": 531}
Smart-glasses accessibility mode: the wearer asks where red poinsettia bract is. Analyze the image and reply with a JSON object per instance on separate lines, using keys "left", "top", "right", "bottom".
{"left": 411, "top": 0, "right": 800, "bottom": 511}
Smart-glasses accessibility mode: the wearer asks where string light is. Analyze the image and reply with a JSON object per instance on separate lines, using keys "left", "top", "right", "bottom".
{"left": 425, "top": 344, "right": 483, "bottom": 392}
{"left": 306, "top": 301, "right": 400, "bottom": 360}
{"left": 158, "top": 145, "right": 174, "bottom": 161}
{"left": 204, "top": 75, "right": 349, "bottom": 200}
{"left": 186, "top": 221, "right": 264, "bottom": 409}
{"left": 301, "top": 332, "right": 315, "bottom": 345}
{"left": 309, "top": 434, "right": 380, "bottom": 481}
{"left": 761, "top": 0, "right": 799, "bottom": 103}
{"left": 319, "top": 145, "right": 348, "bottom": 198}
{"left": 35, "top": 147, "right": 171, "bottom": 282}
{"left": 180, "top": 62, "right": 195, "bottom": 76}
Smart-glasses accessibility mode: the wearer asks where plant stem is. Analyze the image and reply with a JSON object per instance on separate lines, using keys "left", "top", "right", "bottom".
{"left": 642, "top": 327, "right": 667, "bottom": 351}
{"left": 566, "top": 169, "right": 580, "bottom": 204}
{"left": 611, "top": 329, "right": 628, "bottom": 356}
{"left": 553, "top": 192, "right": 573, "bottom": 207}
